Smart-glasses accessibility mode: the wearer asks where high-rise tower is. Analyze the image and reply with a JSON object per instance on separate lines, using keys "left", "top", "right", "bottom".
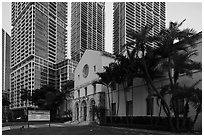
{"left": 2, "top": 29, "right": 11, "bottom": 93}
{"left": 71, "top": 2, "right": 105, "bottom": 62}
{"left": 113, "top": 2, "right": 166, "bottom": 55}
{"left": 10, "top": 2, "right": 67, "bottom": 110}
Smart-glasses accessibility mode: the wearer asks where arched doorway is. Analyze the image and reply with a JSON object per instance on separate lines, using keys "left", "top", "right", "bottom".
{"left": 75, "top": 103, "right": 79, "bottom": 121}
{"left": 81, "top": 100, "right": 87, "bottom": 121}
{"left": 90, "top": 100, "right": 96, "bottom": 121}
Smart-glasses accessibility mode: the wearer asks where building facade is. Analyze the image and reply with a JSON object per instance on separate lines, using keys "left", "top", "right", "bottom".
{"left": 55, "top": 59, "right": 78, "bottom": 117}
{"left": 113, "top": 2, "right": 166, "bottom": 55}
{"left": 71, "top": 2, "right": 105, "bottom": 62}
{"left": 108, "top": 33, "right": 202, "bottom": 131}
{"left": 55, "top": 59, "right": 78, "bottom": 91}
{"left": 10, "top": 2, "right": 68, "bottom": 110}
{"left": 71, "top": 34, "right": 201, "bottom": 130}
{"left": 2, "top": 29, "right": 11, "bottom": 93}
{"left": 2, "top": 29, "right": 11, "bottom": 122}
{"left": 71, "top": 50, "right": 114, "bottom": 123}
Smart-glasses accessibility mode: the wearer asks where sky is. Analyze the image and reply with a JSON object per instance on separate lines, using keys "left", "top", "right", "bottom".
{"left": 1, "top": 2, "right": 202, "bottom": 58}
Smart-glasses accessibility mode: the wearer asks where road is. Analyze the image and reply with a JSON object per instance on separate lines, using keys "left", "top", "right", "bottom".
{"left": 2, "top": 122, "right": 197, "bottom": 135}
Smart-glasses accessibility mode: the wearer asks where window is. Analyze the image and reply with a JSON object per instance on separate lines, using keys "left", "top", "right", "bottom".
{"left": 178, "top": 99, "right": 184, "bottom": 114}
{"left": 85, "top": 87, "right": 87, "bottom": 96}
{"left": 127, "top": 78, "right": 133, "bottom": 87}
{"left": 78, "top": 90, "right": 80, "bottom": 98}
{"left": 93, "top": 84, "right": 96, "bottom": 94}
{"left": 111, "top": 103, "right": 116, "bottom": 116}
{"left": 93, "top": 65, "right": 96, "bottom": 72}
{"left": 126, "top": 101, "right": 133, "bottom": 116}
{"left": 111, "top": 82, "right": 116, "bottom": 90}
{"left": 173, "top": 99, "right": 184, "bottom": 114}
{"left": 146, "top": 97, "right": 154, "bottom": 115}
{"left": 82, "top": 64, "right": 89, "bottom": 78}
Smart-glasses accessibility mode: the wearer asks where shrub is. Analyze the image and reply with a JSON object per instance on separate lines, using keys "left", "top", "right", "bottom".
{"left": 104, "top": 116, "right": 192, "bottom": 131}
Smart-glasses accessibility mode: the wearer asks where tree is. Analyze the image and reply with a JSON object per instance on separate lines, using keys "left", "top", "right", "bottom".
{"left": 20, "top": 89, "right": 32, "bottom": 118}
{"left": 111, "top": 61, "right": 124, "bottom": 115}
{"left": 123, "top": 20, "right": 202, "bottom": 131}
{"left": 90, "top": 105, "right": 107, "bottom": 125}
{"left": 2, "top": 93, "right": 10, "bottom": 107}
{"left": 32, "top": 85, "right": 66, "bottom": 120}
{"left": 189, "top": 88, "right": 202, "bottom": 130}
{"left": 61, "top": 80, "right": 74, "bottom": 95}
{"left": 2, "top": 92, "right": 10, "bottom": 122}
{"left": 61, "top": 80, "right": 74, "bottom": 118}
{"left": 95, "top": 63, "right": 116, "bottom": 124}
{"left": 180, "top": 82, "right": 202, "bottom": 131}
{"left": 96, "top": 64, "right": 114, "bottom": 115}
{"left": 124, "top": 25, "right": 176, "bottom": 130}
{"left": 114, "top": 54, "right": 130, "bottom": 117}
{"left": 153, "top": 20, "right": 201, "bottom": 131}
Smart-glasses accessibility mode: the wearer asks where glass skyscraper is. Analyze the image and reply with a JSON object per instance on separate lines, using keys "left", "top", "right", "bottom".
{"left": 113, "top": 2, "right": 166, "bottom": 55}
{"left": 71, "top": 2, "right": 105, "bottom": 62}
{"left": 10, "top": 2, "right": 68, "bottom": 110}
{"left": 2, "top": 29, "right": 10, "bottom": 94}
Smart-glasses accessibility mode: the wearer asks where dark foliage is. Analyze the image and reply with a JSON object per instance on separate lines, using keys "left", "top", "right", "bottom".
{"left": 105, "top": 116, "right": 192, "bottom": 131}
{"left": 32, "top": 85, "right": 66, "bottom": 119}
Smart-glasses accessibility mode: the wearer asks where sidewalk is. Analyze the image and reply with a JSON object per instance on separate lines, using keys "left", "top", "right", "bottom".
{"left": 2, "top": 123, "right": 63, "bottom": 132}
{"left": 98, "top": 125, "right": 200, "bottom": 135}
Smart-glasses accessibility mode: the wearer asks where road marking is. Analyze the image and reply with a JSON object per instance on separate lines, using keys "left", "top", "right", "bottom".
{"left": 51, "top": 124, "right": 63, "bottom": 127}
{"left": 29, "top": 125, "right": 36, "bottom": 128}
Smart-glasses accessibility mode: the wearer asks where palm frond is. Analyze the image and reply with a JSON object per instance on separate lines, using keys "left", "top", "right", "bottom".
{"left": 177, "top": 19, "right": 186, "bottom": 28}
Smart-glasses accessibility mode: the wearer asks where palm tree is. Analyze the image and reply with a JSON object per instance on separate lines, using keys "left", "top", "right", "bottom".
{"left": 125, "top": 25, "right": 176, "bottom": 130}
{"left": 20, "top": 89, "right": 32, "bottom": 117}
{"left": 166, "top": 80, "right": 202, "bottom": 131}
{"left": 189, "top": 88, "right": 202, "bottom": 130}
{"left": 61, "top": 80, "right": 74, "bottom": 117}
{"left": 111, "top": 61, "right": 124, "bottom": 116}
{"left": 2, "top": 92, "right": 10, "bottom": 122}
{"left": 114, "top": 54, "right": 129, "bottom": 117}
{"left": 154, "top": 20, "right": 201, "bottom": 130}
{"left": 95, "top": 64, "right": 115, "bottom": 121}
{"left": 180, "top": 81, "right": 202, "bottom": 131}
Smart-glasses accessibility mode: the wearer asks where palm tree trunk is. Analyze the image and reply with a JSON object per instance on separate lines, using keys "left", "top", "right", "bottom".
{"left": 182, "top": 100, "right": 189, "bottom": 129}
{"left": 167, "top": 57, "right": 174, "bottom": 89}
{"left": 147, "top": 84, "right": 153, "bottom": 127}
{"left": 111, "top": 85, "right": 114, "bottom": 124}
{"left": 155, "top": 103, "right": 162, "bottom": 126}
{"left": 167, "top": 57, "right": 180, "bottom": 131}
{"left": 106, "top": 85, "right": 112, "bottom": 124}
{"left": 176, "top": 100, "right": 180, "bottom": 131}
{"left": 191, "top": 111, "right": 199, "bottom": 131}
{"left": 116, "top": 84, "right": 120, "bottom": 115}
{"left": 26, "top": 99, "right": 28, "bottom": 118}
{"left": 122, "top": 82, "right": 128, "bottom": 125}
{"left": 168, "top": 57, "right": 179, "bottom": 131}
{"left": 122, "top": 82, "right": 127, "bottom": 112}
{"left": 131, "top": 85, "right": 134, "bottom": 126}
{"left": 191, "top": 106, "right": 201, "bottom": 131}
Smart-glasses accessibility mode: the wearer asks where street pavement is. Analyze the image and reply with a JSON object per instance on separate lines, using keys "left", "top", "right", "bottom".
{"left": 2, "top": 122, "right": 198, "bottom": 135}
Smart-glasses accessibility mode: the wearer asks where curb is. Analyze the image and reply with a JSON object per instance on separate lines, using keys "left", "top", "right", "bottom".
{"left": 98, "top": 125, "right": 174, "bottom": 135}
{"left": 2, "top": 126, "right": 11, "bottom": 131}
